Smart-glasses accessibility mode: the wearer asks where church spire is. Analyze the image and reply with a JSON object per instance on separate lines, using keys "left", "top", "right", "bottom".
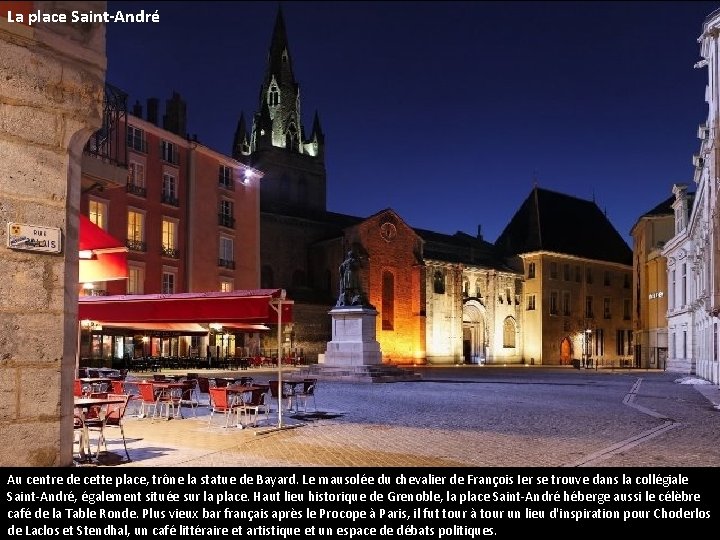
{"left": 232, "top": 112, "right": 249, "bottom": 158}
{"left": 237, "top": 6, "right": 327, "bottom": 213}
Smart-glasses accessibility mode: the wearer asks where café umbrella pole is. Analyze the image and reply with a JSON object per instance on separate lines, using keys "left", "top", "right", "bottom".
{"left": 277, "top": 294, "right": 283, "bottom": 428}
{"left": 257, "top": 291, "right": 302, "bottom": 434}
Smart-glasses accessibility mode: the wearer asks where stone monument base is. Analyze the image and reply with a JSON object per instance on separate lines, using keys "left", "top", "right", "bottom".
{"left": 298, "top": 363, "right": 422, "bottom": 383}
{"left": 306, "top": 306, "right": 422, "bottom": 382}
{"left": 323, "top": 306, "right": 381, "bottom": 366}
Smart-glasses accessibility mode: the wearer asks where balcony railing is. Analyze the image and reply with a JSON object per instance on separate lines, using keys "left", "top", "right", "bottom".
{"left": 127, "top": 239, "right": 147, "bottom": 252}
{"left": 161, "top": 193, "right": 179, "bottom": 206}
{"left": 218, "top": 258, "right": 236, "bottom": 269}
{"left": 162, "top": 246, "right": 179, "bottom": 258}
{"left": 218, "top": 214, "right": 235, "bottom": 228}
{"left": 126, "top": 183, "right": 147, "bottom": 197}
{"left": 84, "top": 82, "right": 128, "bottom": 167}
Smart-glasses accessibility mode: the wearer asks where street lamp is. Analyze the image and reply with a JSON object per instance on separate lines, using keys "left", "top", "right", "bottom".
{"left": 584, "top": 328, "right": 592, "bottom": 368}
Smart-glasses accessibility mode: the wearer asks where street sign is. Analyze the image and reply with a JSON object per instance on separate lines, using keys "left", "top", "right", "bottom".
{"left": 6, "top": 222, "right": 62, "bottom": 253}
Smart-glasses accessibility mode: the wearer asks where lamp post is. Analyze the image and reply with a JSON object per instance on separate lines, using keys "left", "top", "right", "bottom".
{"left": 584, "top": 328, "right": 592, "bottom": 368}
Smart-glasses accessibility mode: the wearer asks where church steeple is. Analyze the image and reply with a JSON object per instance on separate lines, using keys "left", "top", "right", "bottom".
{"left": 237, "top": 6, "right": 327, "bottom": 213}
{"left": 310, "top": 110, "right": 324, "bottom": 159}
{"left": 232, "top": 112, "right": 250, "bottom": 158}
{"left": 267, "top": 6, "right": 294, "bottom": 84}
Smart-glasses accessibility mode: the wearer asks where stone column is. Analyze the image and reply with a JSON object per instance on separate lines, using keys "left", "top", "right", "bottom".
{"left": 0, "top": 2, "right": 106, "bottom": 466}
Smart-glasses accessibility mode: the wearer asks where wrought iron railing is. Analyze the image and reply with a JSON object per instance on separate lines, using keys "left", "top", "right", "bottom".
{"left": 127, "top": 239, "right": 147, "bottom": 252}
{"left": 126, "top": 183, "right": 147, "bottom": 197}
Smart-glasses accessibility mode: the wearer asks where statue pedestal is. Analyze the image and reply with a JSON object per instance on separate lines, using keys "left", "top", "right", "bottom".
{"left": 322, "top": 307, "right": 381, "bottom": 366}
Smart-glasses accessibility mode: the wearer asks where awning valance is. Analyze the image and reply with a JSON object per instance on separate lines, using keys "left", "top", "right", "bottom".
{"left": 78, "top": 289, "right": 293, "bottom": 325}
{"left": 94, "top": 322, "right": 271, "bottom": 335}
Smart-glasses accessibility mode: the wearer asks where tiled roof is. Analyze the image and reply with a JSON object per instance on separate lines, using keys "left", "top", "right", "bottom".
{"left": 495, "top": 187, "right": 632, "bottom": 266}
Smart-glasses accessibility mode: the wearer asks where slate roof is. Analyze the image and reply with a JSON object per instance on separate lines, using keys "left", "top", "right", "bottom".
{"left": 415, "top": 228, "right": 517, "bottom": 271}
{"left": 495, "top": 187, "right": 632, "bottom": 266}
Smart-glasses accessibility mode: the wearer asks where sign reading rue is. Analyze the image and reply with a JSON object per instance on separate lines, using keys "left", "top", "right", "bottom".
{"left": 6, "top": 222, "right": 62, "bottom": 253}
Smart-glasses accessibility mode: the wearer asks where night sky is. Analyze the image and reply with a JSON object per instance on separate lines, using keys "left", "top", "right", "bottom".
{"left": 106, "top": 1, "right": 719, "bottom": 245}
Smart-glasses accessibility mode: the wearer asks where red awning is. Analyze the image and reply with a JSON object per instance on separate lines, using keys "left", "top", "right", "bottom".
{"left": 78, "top": 214, "right": 128, "bottom": 283}
{"left": 78, "top": 289, "right": 293, "bottom": 325}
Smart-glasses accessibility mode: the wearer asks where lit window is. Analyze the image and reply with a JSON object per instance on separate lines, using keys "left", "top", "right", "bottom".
{"left": 162, "top": 218, "right": 177, "bottom": 257}
{"left": 88, "top": 199, "right": 107, "bottom": 229}
{"left": 220, "top": 280, "right": 233, "bottom": 292}
{"left": 127, "top": 210, "right": 145, "bottom": 251}
{"left": 127, "top": 265, "right": 144, "bottom": 294}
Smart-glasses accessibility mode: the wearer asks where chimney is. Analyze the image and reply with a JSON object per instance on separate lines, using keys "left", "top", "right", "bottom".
{"left": 163, "top": 91, "right": 187, "bottom": 136}
{"left": 132, "top": 100, "right": 142, "bottom": 118}
{"left": 146, "top": 97, "right": 159, "bottom": 126}
{"left": 477, "top": 224, "right": 483, "bottom": 241}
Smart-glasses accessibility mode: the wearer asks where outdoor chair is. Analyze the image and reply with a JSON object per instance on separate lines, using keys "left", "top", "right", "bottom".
{"left": 208, "top": 387, "right": 241, "bottom": 428}
{"left": 295, "top": 379, "right": 317, "bottom": 412}
{"left": 238, "top": 388, "right": 270, "bottom": 427}
{"left": 268, "top": 380, "right": 293, "bottom": 412}
{"left": 136, "top": 381, "right": 160, "bottom": 419}
{"left": 180, "top": 379, "right": 200, "bottom": 417}
{"left": 85, "top": 393, "right": 131, "bottom": 461}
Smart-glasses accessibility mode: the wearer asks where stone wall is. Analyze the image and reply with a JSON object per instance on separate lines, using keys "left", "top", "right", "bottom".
{"left": 0, "top": 2, "right": 106, "bottom": 466}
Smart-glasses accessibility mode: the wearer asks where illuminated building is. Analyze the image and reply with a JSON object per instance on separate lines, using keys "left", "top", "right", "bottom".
{"left": 630, "top": 197, "right": 675, "bottom": 369}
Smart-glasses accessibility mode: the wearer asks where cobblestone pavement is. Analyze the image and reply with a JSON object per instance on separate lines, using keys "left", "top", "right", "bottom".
{"left": 82, "top": 367, "right": 720, "bottom": 468}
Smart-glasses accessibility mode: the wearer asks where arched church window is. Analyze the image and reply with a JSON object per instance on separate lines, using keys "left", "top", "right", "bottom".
{"left": 462, "top": 278, "right": 469, "bottom": 297}
{"left": 269, "top": 84, "right": 280, "bottom": 107}
{"left": 286, "top": 122, "right": 299, "bottom": 152}
{"left": 503, "top": 317, "right": 516, "bottom": 348}
{"left": 382, "top": 271, "right": 395, "bottom": 330}
{"left": 433, "top": 270, "right": 445, "bottom": 294}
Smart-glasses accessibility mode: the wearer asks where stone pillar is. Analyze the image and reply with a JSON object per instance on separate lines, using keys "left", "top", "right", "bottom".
{"left": 0, "top": 2, "right": 106, "bottom": 466}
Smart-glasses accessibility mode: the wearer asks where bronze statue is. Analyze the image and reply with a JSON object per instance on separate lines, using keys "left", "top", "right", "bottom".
{"left": 337, "top": 250, "right": 368, "bottom": 307}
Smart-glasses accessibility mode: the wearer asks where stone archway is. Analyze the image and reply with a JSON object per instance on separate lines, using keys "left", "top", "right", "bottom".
{"left": 462, "top": 301, "right": 488, "bottom": 364}
{"left": 0, "top": 14, "right": 106, "bottom": 466}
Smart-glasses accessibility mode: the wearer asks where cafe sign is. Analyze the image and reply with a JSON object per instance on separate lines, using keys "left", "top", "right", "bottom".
{"left": 6, "top": 222, "right": 62, "bottom": 253}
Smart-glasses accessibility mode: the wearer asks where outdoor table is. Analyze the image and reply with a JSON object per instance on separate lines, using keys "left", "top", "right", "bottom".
{"left": 73, "top": 397, "right": 126, "bottom": 462}
{"left": 79, "top": 377, "right": 111, "bottom": 394}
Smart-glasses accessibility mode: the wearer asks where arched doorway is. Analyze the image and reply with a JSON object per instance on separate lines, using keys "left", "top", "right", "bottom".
{"left": 560, "top": 336, "right": 573, "bottom": 365}
{"left": 462, "top": 301, "right": 487, "bottom": 364}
